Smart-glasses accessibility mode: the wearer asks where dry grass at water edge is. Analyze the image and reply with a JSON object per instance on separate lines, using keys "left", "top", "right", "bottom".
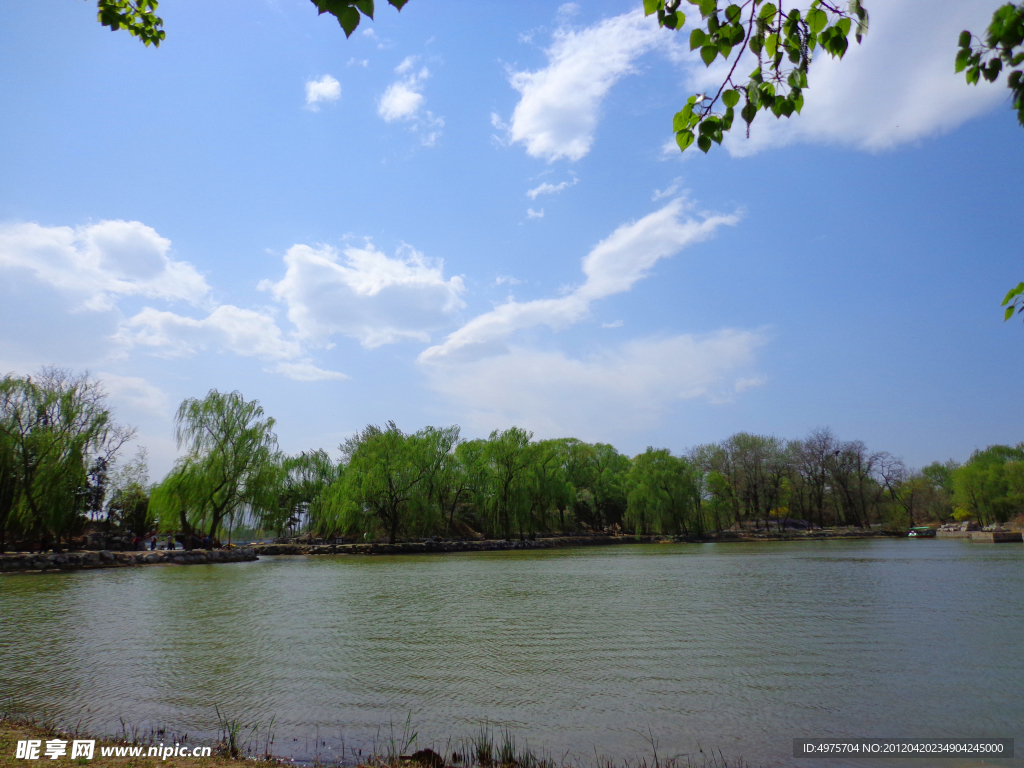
{"left": 0, "top": 710, "right": 755, "bottom": 768}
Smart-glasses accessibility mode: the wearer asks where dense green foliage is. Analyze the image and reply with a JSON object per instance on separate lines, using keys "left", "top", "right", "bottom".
{"left": 950, "top": 444, "right": 1024, "bottom": 525}
{"left": 7, "top": 375, "right": 1024, "bottom": 551}
{"left": 958, "top": 3, "right": 1024, "bottom": 127}
{"left": 151, "top": 390, "right": 281, "bottom": 541}
{"left": 0, "top": 369, "right": 134, "bottom": 551}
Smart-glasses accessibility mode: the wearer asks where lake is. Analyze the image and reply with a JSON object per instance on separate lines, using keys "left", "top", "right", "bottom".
{"left": 1, "top": 539, "right": 1021, "bottom": 767}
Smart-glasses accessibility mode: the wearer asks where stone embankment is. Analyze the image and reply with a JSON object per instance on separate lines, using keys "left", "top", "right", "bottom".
{"left": 0, "top": 547, "right": 258, "bottom": 574}
{"left": 252, "top": 529, "right": 894, "bottom": 557}
{"left": 936, "top": 522, "right": 1023, "bottom": 542}
{"left": 254, "top": 535, "right": 664, "bottom": 556}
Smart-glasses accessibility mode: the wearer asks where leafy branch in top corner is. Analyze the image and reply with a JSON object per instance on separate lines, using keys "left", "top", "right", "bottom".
{"left": 96, "top": 0, "right": 165, "bottom": 46}
{"left": 645, "top": 0, "right": 868, "bottom": 154}
{"left": 963, "top": 5, "right": 1024, "bottom": 324}
{"left": 93, "top": 0, "right": 411, "bottom": 46}
{"left": 956, "top": 3, "right": 1024, "bottom": 127}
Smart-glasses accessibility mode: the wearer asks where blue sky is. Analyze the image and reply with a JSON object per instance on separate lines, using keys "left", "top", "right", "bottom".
{"left": 1, "top": 0, "right": 1022, "bottom": 478}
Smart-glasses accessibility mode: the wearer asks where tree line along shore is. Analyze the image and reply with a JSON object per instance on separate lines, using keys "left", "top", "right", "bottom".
{"left": 2, "top": 368, "right": 1023, "bottom": 554}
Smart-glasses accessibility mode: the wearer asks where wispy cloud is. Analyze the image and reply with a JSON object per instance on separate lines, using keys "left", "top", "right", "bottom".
{"left": 652, "top": 177, "right": 682, "bottom": 201}
{"left": 420, "top": 198, "right": 739, "bottom": 363}
{"left": 422, "top": 332, "right": 767, "bottom": 439}
{"left": 418, "top": 198, "right": 760, "bottom": 438}
{"left": 502, "top": 10, "right": 672, "bottom": 162}
{"left": 96, "top": 372, "right": 170, "bottom": 415}
{"left": 526, "top": 208, "right": 545, "bottom": 219}
{"left": 527, "top": 175, "right": 578, "bottom": 199}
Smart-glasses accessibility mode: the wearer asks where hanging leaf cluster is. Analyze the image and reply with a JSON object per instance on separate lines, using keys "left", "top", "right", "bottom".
{"left": 309, "top": 0, "right": 410, "bottom": 38}
{"left": 956, "top": 3, "right": 1024, "bottom": 126}
{"left": 96, "top": 0, "right": 165, "bottom": 47}
{"left": 645, "top": 0, "right": 869, "bottom": 154}
{"left": 94, "top": 0, "right": 411, "bottom": 46}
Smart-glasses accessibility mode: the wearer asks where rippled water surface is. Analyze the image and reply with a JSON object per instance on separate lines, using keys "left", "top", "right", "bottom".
{"left": 2, "top": 540, "right": 1022, "bottom": 767}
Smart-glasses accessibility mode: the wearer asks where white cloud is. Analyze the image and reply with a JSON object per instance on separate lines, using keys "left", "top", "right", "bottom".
{"left": 505, "top": 10, "right": 671, "bottom": 161}
{"left": 347, "top": 58, "right": 369, "bottom": 68}
{"left": 395, "top": 55, "right": 418, "bottom": 75}
{"left": 0, "top": 220, "right": 210, "bottom": 311}
{"left": 111, "top": 305, "right": 348, "bottom": 383}
{"left": 419, "top": 198, "right": 739, "bottom": 363}
{"left": 270, "top": 361, "right": 350, "bottom": 382}
{"left": 652, "top": 177, "right": 682, "bottom": 201}
{"left": 557, "top": 3, "right": 580, "bottom": 20}
{"left": 263, "top": 241, "right": 465, "bottom": 348}
{"left": 377, "top": 62, "right": 443, "bottom": 144}
{"left": 526, "top": 208, "right": 545, "bottom": 219}
{"left": 418, "top": 111, "right": 445, "bottom": 147}
{"left": 113, "top": 305, "right": 302, "bottom": 360}
{"left": 494, "top": 275, "right": 523, "bottom": 287}
{"left": 379, "top": 64, "right": 431, "bottom": 122}
{"left": 96, "top": 372, "right": 169, "bottom": 415}
{"left": 734, "top": 376, "right": 766, "bottom": 393}
{"left": 601, "top": 319, "right": 623, "bottom": 328}
{"left": 0, "top": 219, "right": 349, "bottom": 384}
{"left": 419, "top": 199, "right": 759, "bottom": 439}
{"left": 305, "top": 74, "right": 341, "bottom": 109}
{"left": 379, "top": 81, "right": 424, "bottom": 121}
{"left": 718, "top": 0, "right": 1004, "bottom": 155}
{"left": 527, "top": 176, "right": 578, "bottom": 199}
{"left": 360, "top": 27, "right": 388, "bottom": 49}
{"left": 423, "top": 332, "right": 766, "bottom": 438}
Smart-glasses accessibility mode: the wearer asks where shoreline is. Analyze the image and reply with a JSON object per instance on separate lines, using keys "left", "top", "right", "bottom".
{"left": 0, "top": 713, "right": 751, "bottom": 768}
{"left": 0, "top": 528, "right": 953, "bottom": 574}
{"left": 0, "top": 547, "right": 258, "bottom": 575}
{"left": 253, "top": 528, "right": 900, "bottom": 557}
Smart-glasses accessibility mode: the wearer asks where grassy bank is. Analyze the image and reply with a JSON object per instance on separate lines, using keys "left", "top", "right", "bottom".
{"left": 0, "top": 714, "right": 752, "bottom": 768}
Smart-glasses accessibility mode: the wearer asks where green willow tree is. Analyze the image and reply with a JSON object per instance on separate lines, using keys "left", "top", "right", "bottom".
{"left": 264, "top": 449, "right": 340, "bottom": 537}
{"left": 153, "top": 390, "right": 280, "bottom": 543}
{"left": 337, "top": 422, "right": 428, "bottom": 544}
{"left": 584, "top": 443, "right": 632, "bottom": 530}
{"left": 415, "top": 425, "right": 473, "bottom": 537}
{"left": 482, "top": 427, "right": 536, "bottom": 539}
{"left": 0, "top": 369, "right": 134, "bottom": 550}
{"left": 105, "top": 447, "right": 153, "bottom": 536}
{"left": 626, "top": 448, "right": 702, "bottom": 535}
